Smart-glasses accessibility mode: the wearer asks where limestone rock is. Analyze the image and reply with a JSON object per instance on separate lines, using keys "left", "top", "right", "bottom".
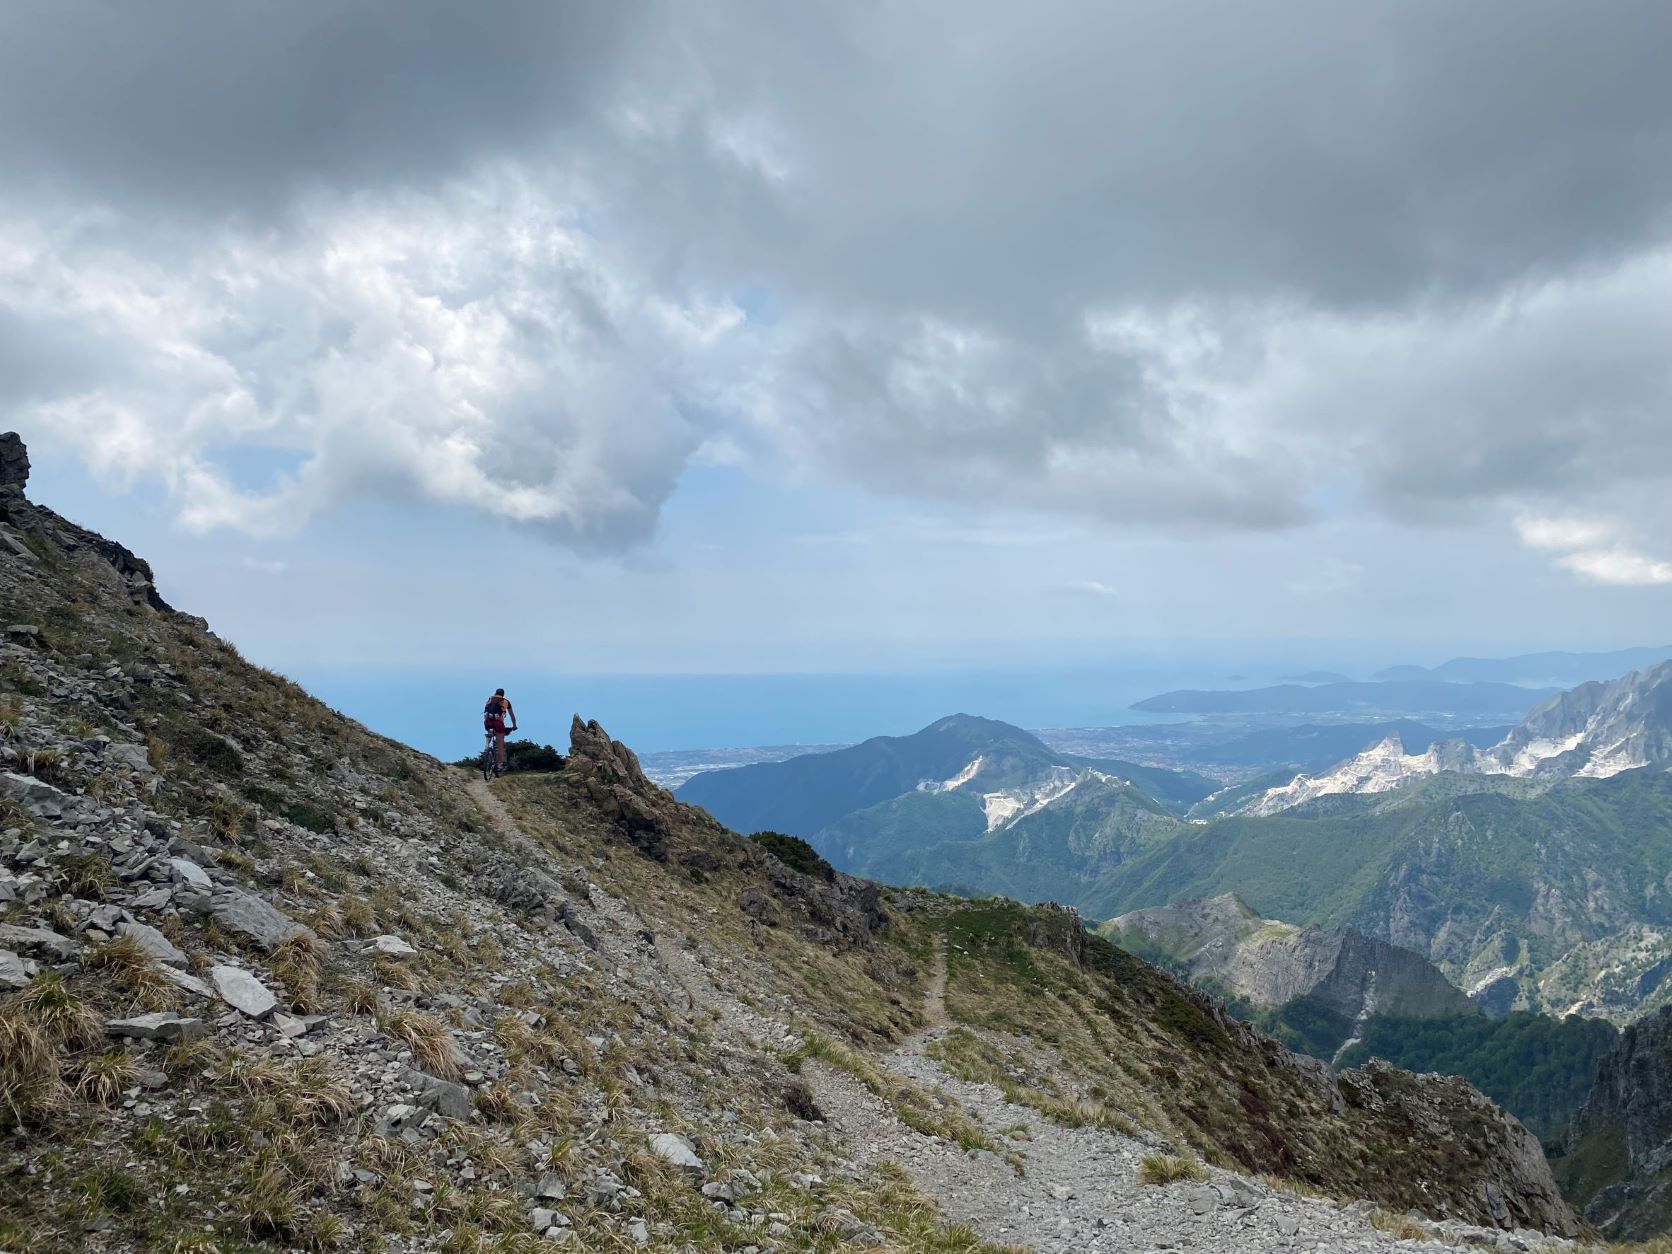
{"left": 107, "top": 1012, "right": 206, "bottom": 1043}
{"left": 210, "top": 964, "right": 277, "bottom": 1018}
{"left": 119, "top": 920, "right": 187, "bottom": 966}
{"left": 648, "top": 1132, "right": 705, "bottom": 1172}
{"left": 210, "top": 887, "right": 313, "bottom": 951}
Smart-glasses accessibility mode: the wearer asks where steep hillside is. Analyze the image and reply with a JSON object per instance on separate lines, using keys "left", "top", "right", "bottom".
{"left": 0, "top": 432, "right": 1583, "bottom": 1249}
{"left": 1556, "top": 1004, "right": 1672, "bottom": 1240}
{"left": 818, "top": 774, "right": 1183, "bottom": 904}
{"left": 1103, "top": 894, "right": 1473, "bottom": 1036}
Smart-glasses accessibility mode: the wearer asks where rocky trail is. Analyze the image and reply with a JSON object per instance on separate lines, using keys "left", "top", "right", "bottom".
{"left": 802, "top": 937, "right": 1579, "bottom": 1254}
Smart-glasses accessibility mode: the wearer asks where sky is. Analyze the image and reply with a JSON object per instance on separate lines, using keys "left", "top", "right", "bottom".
{"left": 5, "top": 2, "right": 1672, "bottom": 751}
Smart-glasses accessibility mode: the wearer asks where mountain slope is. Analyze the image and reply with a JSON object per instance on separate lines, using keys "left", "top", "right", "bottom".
{"left": 1089, "top": 768, "right": 1672, "bottom": 1022}
{"left": 0, "top": 432, "right": 1581, "bottom": 1247}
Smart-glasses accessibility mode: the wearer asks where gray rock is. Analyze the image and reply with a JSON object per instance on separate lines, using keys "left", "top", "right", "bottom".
{"left": 119, "top": 920, "right": 186, "bottom": 966}
{"left": 416, "top": 1075, "right": 473, "bottom": 1120}
{"left": 368, "top": 933, "right": 418, "bottom": 956}
{"left": 1187, "top": 1184, "right": 1218, "bottom": 1215}
{"left": 106, "top": 1012, "right": 206, "bottom": 1043}
{"left": 168, "top": 856, "right": 212, "bottom": 889}
{"left": 210, "top": 964, "right": 277, "bottom": 1018}
{"left": 0, "top": 922, "right": 82, "bottom": 961}
{"left": 209, "top": 887, "right": 312, "bottom": 951}
{"left": 648, "top": 1132, "right": 705, "bottom": 1171}
{"left": 536, "top": 1173, "right": 568, "bottom": 1200}
{"left": 158, "top": 965, "right": 213, "bottom": 998}
{"left": 106, "top": 743, "right": 154, "bottom": 774}
{"left": 0, "top": 949, "right": 29, "bottom": 989}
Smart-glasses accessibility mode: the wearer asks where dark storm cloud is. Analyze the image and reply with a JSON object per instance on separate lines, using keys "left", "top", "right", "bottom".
{"left": 3, "top": 1, "right": 1672, "bottom": 554}
{"left": 0, "top": 0, "right": 642, "bottom": 212}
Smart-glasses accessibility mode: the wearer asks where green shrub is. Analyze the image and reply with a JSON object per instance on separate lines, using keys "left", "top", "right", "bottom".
{"left": 749, "top": 831, "right": 835, "bottom": 881}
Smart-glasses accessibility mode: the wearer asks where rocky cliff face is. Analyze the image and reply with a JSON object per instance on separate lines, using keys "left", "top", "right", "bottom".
{"left": 1556, "top": 1004, "right": 1672, "bottom": 1239}
{"left": 1106, "top": 893, "right": 1474, "bottom": 1028}
{"left": 0, "top": 434, "right": 1580, "bottom": 1249}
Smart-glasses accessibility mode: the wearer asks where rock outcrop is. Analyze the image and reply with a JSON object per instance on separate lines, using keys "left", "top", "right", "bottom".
{"left": 1556, "top": 1004, "right": 1672, "bottom": 1239}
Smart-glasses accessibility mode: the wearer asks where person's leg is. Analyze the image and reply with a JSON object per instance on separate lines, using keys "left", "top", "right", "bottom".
{"left": 495, "top": 728, "right": 507, "bottom": 768}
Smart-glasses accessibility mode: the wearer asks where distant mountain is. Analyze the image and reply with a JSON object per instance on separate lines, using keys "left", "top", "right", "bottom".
{"left": 676, "top": 713, "right": 1215, "bottom": 839}
{"left": 1192, "top": 720, "right": 1511, "bottom": 775}
{"left": 819, "top": 768, "right": 1185, "bottom": 904}
{"left": 1088, "top": 767, "right": 1672, "bottom": 1024}
{"left": 1280, "top": 670, "right": 1354, "bottom": 684}
{"left": 1237, "top": 662, "right": 1672, "bottom": 816}
{"left": 1375, "top": 645, "right": 1672, "bottom": 687}
{"left": 1131, "top": 679, "right": 1557, "bottom": 718}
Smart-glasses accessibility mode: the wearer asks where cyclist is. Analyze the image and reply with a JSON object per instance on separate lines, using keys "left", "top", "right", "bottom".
{"left": 483, "top": 688, "right": 517, "bottom": 774}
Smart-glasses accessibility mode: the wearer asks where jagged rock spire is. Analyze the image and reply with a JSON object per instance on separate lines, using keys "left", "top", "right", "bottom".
{"left": 0, "top": 432, "right": 28, "bottom": 492}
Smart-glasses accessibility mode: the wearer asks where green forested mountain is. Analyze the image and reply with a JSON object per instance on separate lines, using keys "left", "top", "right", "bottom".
{"left": 1089, "top": 767, "right": 1672, "bottom": 1020}
{"left": 676, "top": 713, "right": 1214, "bottom": 838}
{"left": 819, "top": 773, "right": 1182, "bottom": 903}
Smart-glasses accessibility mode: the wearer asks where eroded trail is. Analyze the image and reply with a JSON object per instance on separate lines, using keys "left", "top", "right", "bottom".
{"left": 803, "top": 928, "right": 1527, "bottom": 1254}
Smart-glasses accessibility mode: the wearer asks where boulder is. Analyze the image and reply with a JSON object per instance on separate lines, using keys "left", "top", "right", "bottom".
{"left": 209, "top": 887, "right": 313, "bottom": 951}
{"left": 368, "top": 934, "right": 418, "bottom": 956}
{"left": 210, "top": 964, "right": 277, "bottom": 1018}
{"left": 168, "top": 857, "right": 212, "bottom": 889}
{"left": 414, "top": 1073, "right": 473, "bottom": 1119}
{"left": 0, "top": 922, "right": 82, "bottom": 962}
{"left": 0, "top": 432, "right": 28, "bottom": 491}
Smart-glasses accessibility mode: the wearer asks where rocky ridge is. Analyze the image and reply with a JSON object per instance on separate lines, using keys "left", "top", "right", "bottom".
{"left": 0, "top": 432, "right": 1584, "bottom": 1251}
{"left": 1238, "top": 662, "right": 1672, "bottom": 817}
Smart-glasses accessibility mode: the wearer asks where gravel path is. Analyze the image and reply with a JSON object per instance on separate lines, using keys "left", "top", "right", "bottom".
{"left": 804, "top": 939, "right": 1583, "bottom": 1254}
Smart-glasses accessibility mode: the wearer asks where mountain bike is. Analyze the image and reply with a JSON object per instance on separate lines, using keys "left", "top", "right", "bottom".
{"left": 480, "top": 732, "right": 505, "bottom": 783}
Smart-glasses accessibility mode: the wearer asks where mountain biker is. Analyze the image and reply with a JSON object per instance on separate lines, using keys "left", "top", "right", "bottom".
{"left": 483, "top": 688, "right": 517, "bottom": 772}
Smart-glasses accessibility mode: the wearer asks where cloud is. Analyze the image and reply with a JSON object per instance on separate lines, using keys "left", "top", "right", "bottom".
{"left": 4, "top": 3, "right": 1672, "bottom": 550}
{"left": 1515, "top": 514, "right": 1672, "bottom": 587}
{"left": 1057, "top": 580, "right": 1119, "bottom": 599}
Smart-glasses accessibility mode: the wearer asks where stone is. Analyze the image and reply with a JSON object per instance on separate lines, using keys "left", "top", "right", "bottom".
{"left": 1187, "top": 1185, "right": 1218, "bottom": 1215}
{"left": 1, "top": 772, "right": 71, "bottom": 811}
{"left": 536, "top": 1173, "right": 568, "bottom": 1200}
{"left": 368, "top": 934, "right": 418, "bottom": 956}
{"left": 648, "top": 1132, "right": 705, "bottom": 1172}
{"left": 106, "top": 743, "right": 154, "bottom": 774}
{"left": 209, "top": 887, "right": 313, "bottom": 951}
{"left": 0, "top": 922, "right": 82, "bottom": 962}
{"left": 628, "top": 1218, "right": 649, "bottom": 1246}
{"left": 168, "top": 857, "right": 212, "bottom": 889}
{"left": 106, "top": 1013, "right": 206, "bottom": 1043}
{"left": 158, "top": 966, "right": 213, "bottom": 998}
{"left": 119, "top": 920, "right": 187, "bottom": 966}
{"left": 209, "top": 964, "right": 277, "bottom": 1018}
{"left": 0, "top": 949, "right": 29, "bottom": 989}
{"left": 1049, "top": 1184, "right": 1074, "bottom": 1200}
{"left": 416, "top": 1075, "right": 473, "bottom": 1120}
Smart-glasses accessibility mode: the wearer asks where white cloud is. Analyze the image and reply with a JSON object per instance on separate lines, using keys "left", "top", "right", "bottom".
{"left": 1058, "top": 580, "right": 1120, "bottom": 598}
{"left": 1556, "top": 548, "right": 1672, "bottom": 587}
{"left": 1514, "top": 513, "right": 1672, "bottom": 586}
{"left": 1, "top": 174, "right": 750, "bottom": 551}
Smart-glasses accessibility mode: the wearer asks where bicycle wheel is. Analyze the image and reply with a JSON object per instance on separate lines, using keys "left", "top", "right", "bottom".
{"left": 481, "top": 739, "right": 496, "bottom": 783}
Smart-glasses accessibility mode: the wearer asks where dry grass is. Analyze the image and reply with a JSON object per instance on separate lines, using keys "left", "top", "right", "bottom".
{"left": 1137, "top": 1153, "right": 1208, "bottom": 1186}
{"left": 385, "top": 1009, "right": 461, "bottom": 1080}
{"left": 72, "top": 1049, "right": 139, "bottom": 1105}
{"left": 84, "top": 935, "right": 183, "bottom": 1012}
{"left": 270, "top": 933, "right": 327, "bottom": 1014}
{"left": 1368, "top": 1210, "right": 1430, "bottom": 1240}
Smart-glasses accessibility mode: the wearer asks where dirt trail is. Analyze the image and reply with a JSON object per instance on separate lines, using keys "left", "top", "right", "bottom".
{"left": 801, "top": 926, "right": 1514, "bottom": 1254}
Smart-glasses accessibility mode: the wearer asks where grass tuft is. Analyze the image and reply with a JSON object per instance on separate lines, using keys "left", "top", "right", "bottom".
{"left": 1138, "top": 1153, "right": 1208, "bottom": 1186}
